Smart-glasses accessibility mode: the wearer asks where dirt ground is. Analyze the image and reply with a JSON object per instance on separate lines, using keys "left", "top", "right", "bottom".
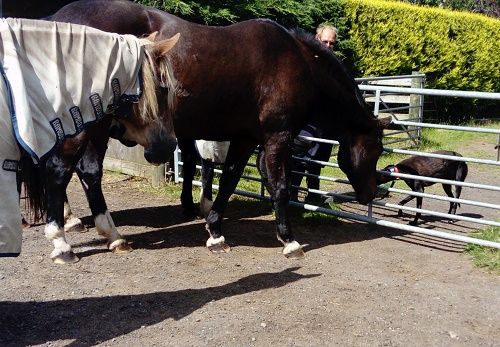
{"left": 1, "top": 146, "right": 499, "bottom": 347}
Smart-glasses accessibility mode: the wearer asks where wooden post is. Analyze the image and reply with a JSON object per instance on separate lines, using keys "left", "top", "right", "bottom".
{"left": 409, "top": 71, "right": 424, "bottom": 123}
{"left": 103, "top": 139, "right": 167, "bottom": 187}
{"left": 151, "top": 164, "right": 166, "bottom": 187}
{"left": 409, "top": 71, "right": 424, "bottom": 146}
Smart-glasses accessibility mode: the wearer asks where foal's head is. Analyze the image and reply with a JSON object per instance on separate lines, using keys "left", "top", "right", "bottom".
{"left": 114, "top": 33, "right": 179, "bottom": 165}
{"left": 375, "top": 164, "right": 398, "bottom": 185}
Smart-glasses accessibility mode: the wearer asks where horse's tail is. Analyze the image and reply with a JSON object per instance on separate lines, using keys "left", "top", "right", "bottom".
{"left": 19, "top": 154, "right": 46, "bottom": 223}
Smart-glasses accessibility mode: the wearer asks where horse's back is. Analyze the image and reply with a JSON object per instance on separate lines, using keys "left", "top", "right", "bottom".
{"left": 48, "top": 0, "right": 166, "bottom": 34}
{"left": 399, "top": 150, "right": 465, "bottom": 181}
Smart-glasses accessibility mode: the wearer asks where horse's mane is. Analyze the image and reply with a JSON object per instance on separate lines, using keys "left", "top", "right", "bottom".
{"left": 137, "top": 37, "right": 177, "bottom": 120}
{"left": 289, "top": 28, "right": 374, "bottom": 118}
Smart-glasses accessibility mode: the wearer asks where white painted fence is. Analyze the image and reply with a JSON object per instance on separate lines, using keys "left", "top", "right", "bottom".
{"left": 173, "top": 76, "right": 500, "bottom": 249}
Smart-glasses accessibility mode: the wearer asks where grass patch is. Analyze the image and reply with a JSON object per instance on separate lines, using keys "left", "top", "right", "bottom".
{"left": 276, "top": 202, "right": 342, "bottom": 230}
{"left": 464, "top": 226, "right": 500, "bottom": 274}
{"left": 144, "top": 182, "right": 185, "bottom": 203}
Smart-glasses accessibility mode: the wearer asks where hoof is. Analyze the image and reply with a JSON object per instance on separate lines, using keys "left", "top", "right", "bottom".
{"left": 206, "top": 236, "right": 231, "bottom": 253}
{"left": 283, "top": 241, "right": 306, "bottom": 259}
{"left": 65, "top": 223, "right": 88, "bottom": 233}
{"left": 64, "top": 218, "right": 88, "bottom": 233}
{"left": 109, "top": 240, "right": 133, "bottom": 253}
{"left": 51, "top": 251, "right": 79, "bottom": 264}
{"left": 22, "top": 219, "right": 31, "bottom": 229}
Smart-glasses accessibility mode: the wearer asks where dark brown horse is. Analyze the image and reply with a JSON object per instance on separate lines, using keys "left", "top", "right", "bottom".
{"left": 49, "top": 0, "right": 391, "bottom": 259}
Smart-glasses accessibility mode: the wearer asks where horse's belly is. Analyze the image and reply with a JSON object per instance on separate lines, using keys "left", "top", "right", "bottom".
{"left": 196, "top": 140, "right": 230, "bottom": 164}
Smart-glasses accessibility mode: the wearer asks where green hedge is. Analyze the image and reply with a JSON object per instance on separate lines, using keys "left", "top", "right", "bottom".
{"left": 137, "top": 0, "right": 500, "bottom": 122}
{"left": 342, "top": 0, "right": 500, "bottom": 121}
{"left": 344, "top": 0, "right": 500, "bottom": 91}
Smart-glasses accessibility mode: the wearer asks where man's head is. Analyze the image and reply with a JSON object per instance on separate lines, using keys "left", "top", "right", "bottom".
{"left": 315, "top": 25, "right": 338, "bottom": 49}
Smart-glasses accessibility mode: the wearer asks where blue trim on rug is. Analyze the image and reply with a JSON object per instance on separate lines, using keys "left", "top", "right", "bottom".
{"left": 1, "top": 62, "right": 143, "bottom": 165}
{"left": 1, "top": 61, "right": 40, "bottom": 162}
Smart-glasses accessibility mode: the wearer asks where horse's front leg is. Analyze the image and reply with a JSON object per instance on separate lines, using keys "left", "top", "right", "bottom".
{"left": 205, "top": 142, "right": 255, "bottom": 253}
{"left": 75, "top": 144, "right": 132, "bottom": 253}
{"left": 410, "top": 188, "right": 424, "bottom": 226}
{"left": 44, "top": 155, "right": 80, "bottom": 264}
{"left": 398, "top": 180, "right": 417, "bottom": 217}
{"left": 262, "top": 135, "right": 305, "bottom": 259}
{"left": 442, "top": 184, "right": 457, "bottom": 215}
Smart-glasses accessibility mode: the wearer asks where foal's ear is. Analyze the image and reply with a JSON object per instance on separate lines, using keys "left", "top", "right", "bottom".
{"left": 379, "top": 116, "right": 392, "bottom": 129}
{"left": 155, "top": 33, "right": 180, "bottom": 57}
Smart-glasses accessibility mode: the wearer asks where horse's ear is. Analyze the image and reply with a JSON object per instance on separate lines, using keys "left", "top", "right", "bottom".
{"left": 379, "top": 116, "right": 392, "bottom": 129}
{"left": 145, "top": 31, "right": 158, "bottom": 42}
{"left": 156, "top": 33, "right": 180, "bottom": 57}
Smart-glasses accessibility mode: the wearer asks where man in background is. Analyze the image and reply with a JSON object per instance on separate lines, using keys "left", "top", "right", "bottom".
{"left": 315, "top": 24, "right": 338, "bottom": 49}
{"left": 290, "top": 24, "right": 338, "bottom": 203}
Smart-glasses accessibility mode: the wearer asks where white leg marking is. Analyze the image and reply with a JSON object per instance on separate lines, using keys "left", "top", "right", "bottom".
{"left": 45, "top": 221, "right": 72, "bottom": 258}
{"left": 94, "top": 211, "right": 126, "bottom": 250}
{"left": 63, "top": 201, "right": 73, "bottom": 221}
{"left": 282, "top": 240, "right": 302, "bottom": 256}
{"left": 63, "top": 201, "right": 84, "bottom": 232}
{"left": 200, "top": 190, "right": 213, "bottom": 218}
{"left": 206, "top": 235, "right": 226, "bottom": 248}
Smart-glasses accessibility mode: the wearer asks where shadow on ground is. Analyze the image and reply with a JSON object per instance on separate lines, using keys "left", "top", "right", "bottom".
{"left": 0, "top": 267, "right": 319, "bottom": 347}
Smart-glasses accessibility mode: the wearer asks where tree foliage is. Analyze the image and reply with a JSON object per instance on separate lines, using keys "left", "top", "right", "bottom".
{"left": 138, "top": 0, "right": 323, "bottom": 28}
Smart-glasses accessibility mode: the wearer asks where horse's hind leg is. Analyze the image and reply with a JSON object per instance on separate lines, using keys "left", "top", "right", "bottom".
{"left": 200, "top": 159, "right": 215, "bottom": 218}
{"left": 449, "top": 161, "right": 468, "bottom": 215}
{"left": 75, "top": 141, "right": 132, "bottom": 253}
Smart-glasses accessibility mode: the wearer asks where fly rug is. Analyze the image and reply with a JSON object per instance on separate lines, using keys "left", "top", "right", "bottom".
{"left": 0, "top": 18, "right": 146, "bottom": 256}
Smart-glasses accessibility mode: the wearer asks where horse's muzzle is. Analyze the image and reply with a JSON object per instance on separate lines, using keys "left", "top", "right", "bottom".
{"left": 356, "top": 193, "right": 375, "bottom": 205}
{"left": 143, "top": 137, "right": 177, "bottom": 165}
{"left": 355, "top": 184, "right": 377, "bottom": 205}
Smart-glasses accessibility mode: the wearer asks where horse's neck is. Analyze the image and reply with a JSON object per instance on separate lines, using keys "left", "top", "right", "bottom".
{"left": 299, "top": 38, "right": 373, "bottom": 135}
{"left": 315, "top": 78, "right": 371, "bottom": 137}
